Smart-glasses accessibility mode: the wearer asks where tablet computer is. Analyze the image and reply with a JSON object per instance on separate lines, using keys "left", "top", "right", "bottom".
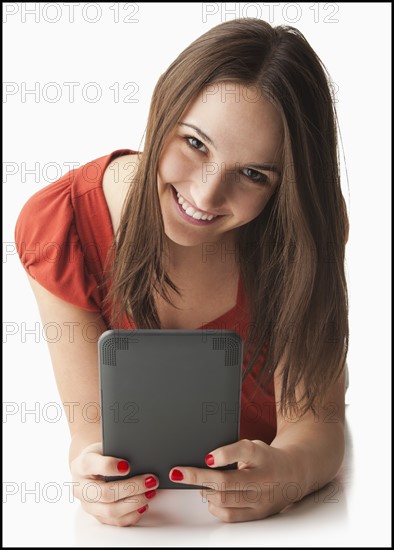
{"left": 99, "top": 329, "right": 243, "bottom": 489}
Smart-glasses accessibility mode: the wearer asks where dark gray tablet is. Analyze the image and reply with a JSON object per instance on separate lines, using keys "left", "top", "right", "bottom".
{"left": 99, "top": 329, "right": 243, "bottom": 489}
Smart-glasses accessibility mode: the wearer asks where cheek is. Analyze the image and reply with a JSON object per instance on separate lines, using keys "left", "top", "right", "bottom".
{"left": 158, "top": 143, "right": 200, "bottom": 185}
{"left": 236, "top": 193, "right": 272, "bottom": 220}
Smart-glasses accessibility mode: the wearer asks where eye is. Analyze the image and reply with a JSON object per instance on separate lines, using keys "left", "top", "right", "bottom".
{"left": 185, "top": 136, "right": 207, "bottom": 153}
{"left": 242, "top": 168, "right": 269, "bottom": 185}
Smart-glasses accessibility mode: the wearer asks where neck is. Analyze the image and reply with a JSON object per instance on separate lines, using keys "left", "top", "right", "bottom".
{"left": 163, "top": 230, "right": 239, "bottom": 275}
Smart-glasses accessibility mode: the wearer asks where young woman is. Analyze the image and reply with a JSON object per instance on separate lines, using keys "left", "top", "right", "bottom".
{"left": 15, "top": 18, "right": 349, "bottom": 525}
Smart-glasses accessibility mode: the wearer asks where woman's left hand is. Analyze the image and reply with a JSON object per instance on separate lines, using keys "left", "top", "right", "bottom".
{"left": 169, "top": 439, "right": 302, "bottom": 523}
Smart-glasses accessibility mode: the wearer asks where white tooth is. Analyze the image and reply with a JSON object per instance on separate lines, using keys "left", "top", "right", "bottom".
{"left": 177, "top": 191, "right": 218, "bottom": 220}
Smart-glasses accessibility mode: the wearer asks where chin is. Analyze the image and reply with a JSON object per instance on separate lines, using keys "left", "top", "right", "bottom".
{"left": 164, "top": 228, "right": 208, "bottom": 248}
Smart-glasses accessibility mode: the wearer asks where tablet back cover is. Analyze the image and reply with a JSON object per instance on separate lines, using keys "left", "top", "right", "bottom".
{"left": 99, "top": 329, "right": 243, "bottom": 489}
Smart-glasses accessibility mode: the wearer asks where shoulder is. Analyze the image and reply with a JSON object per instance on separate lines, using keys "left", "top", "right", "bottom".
{"left": 102, "top": 153, "right": 140, "bottom": 235}
{"left": 14, "top": 150, "right": 139, "bottom": 312}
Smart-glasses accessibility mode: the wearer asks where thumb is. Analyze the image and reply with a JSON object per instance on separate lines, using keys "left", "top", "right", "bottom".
{"left": 74, "top": 442, "right": 131, "bottom": 477}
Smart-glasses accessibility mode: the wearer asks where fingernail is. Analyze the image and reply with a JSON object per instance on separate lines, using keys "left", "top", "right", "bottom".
{"left": 170, "top": 469, "right": 184, "bottom": 481}
{"left": 145, "top": 489, "right": 156, "bottom": 499}
{"left": 144, "top": 476, "right": 157, "bottom": 489}
{"left": 205, "top": 454, "right": 215, "bottom": 466}
{"left": 137, "top": 505, "right": 148, "bottom": 514}
{"left": 117, "top": 460, "right": 129, "bottom": 473}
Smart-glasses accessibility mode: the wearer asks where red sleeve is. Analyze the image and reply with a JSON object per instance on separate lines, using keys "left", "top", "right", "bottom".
{"left": 14, "top": 168, "right": 103, "bottom": 312}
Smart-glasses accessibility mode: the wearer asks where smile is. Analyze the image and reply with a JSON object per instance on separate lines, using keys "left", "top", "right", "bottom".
{"left": 170, "top": 185, "right": 225, "bottom": 226}
{"left": 176, "top": 191, "right": 218, "bottom": 220}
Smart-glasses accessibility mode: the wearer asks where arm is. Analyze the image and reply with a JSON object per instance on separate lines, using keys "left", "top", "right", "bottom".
{"left": 27, "top": 276, "right": 159, "bottom": 525}
{"left": 270, "top": 364, "right": 346, "bottom": 499}
{"left": 27, "top": 275, "right": 106, "bottom": 463}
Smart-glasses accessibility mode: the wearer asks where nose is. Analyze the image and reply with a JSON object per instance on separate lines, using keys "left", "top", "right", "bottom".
{"left": 190, "top": 161, "right": 229, "bottom": 215}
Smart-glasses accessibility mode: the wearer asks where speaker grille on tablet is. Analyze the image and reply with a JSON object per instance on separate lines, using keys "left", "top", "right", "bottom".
{"left": 212, "top": 337, "right": 240, "bottom": 366}
{"left": 102, "top": 337, "right": 129, "bottom": 367}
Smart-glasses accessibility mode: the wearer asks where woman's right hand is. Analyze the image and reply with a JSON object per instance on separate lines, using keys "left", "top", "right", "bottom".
{"left": 70, "top": 442, "right": 159, "bottom": 526}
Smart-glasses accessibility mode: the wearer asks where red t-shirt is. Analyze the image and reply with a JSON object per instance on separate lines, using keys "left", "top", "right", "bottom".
{"left": 15, "top": 149, "right": 277, "bottom": 443}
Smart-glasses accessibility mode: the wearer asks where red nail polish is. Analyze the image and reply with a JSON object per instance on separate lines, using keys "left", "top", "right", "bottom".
{"left": 117, "top": 460, "right": 129, "bottom": 473}
{"left": 144, "top": 476, "right": 156, "bottom": 488}
{"left": 145, "top": 489, "right": 156, "bottom": 499}
{"left": 170, "top": 469, "right": 184, "bottom": 481}
{"left": 137, "top": 505, "right": 148, "bottom": 514}
{"left": 205, "top": 454, "right": 215, "bottom": 466}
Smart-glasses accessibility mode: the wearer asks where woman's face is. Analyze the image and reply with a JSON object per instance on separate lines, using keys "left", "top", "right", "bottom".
{"left": 157, "top": 82, "right": 283, "bottom": 252}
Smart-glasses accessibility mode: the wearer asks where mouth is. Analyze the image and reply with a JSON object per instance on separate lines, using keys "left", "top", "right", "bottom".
{"left": 170, "top": 185, "right": 225, "bottom": 226}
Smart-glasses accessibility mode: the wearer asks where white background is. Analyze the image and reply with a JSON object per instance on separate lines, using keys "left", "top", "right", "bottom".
{"left": 3, "top": 2, "right": 391, "bottom": 546}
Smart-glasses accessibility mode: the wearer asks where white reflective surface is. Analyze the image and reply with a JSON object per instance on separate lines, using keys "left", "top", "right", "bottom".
{"left": 3, "top": 404, "right": 391, "bottom": 547}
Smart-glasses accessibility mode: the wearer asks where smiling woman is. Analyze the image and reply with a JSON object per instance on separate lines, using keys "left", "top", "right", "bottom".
{"left": 157, "top": 84, "right": 282, "bottom": 245}
{"left": 14, "top": 18, "right": 349, "bottom": 527}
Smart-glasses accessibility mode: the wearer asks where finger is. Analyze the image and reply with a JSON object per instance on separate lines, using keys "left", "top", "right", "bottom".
{"left": 207, "top": 501, "right": 261, "bottom": 523}
{"left": 93, "top": 504, "right": 149, "bottom": 527}
{"left": 72, "top": 448, "right": 132, "bottom": 478}
{"left": 169, "top": 466, "right": 251, "bottom": 490}
{"left": 205, "top": 439, "right": 268, "bottom": 469}
{"left": 73, "top": 474, "right": 159, "bottom": 503}
{"left": 200, "top": 487, "right": 262, "bottom": 508}
{"left": 82, "top": 489, "right": 156, "bottom": 519}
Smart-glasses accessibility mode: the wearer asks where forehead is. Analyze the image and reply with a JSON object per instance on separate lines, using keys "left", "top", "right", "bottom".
{"left": 182, "top": 82, "right": 283, "bottom": 160}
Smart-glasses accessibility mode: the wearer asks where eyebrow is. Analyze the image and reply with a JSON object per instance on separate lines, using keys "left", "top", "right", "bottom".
{"left": 178, "top": 121, "right": 280, "bottom": 175}
{"left": 178, "top": 122, "right": 216, "bottom": 148}
{"left": 247, "top": 163, "right": 280, "bottom": 175}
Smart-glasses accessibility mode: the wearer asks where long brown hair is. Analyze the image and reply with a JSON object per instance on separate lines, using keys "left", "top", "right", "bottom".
{"left": 103, "top": 18, "right": 349, "bottom": 417}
